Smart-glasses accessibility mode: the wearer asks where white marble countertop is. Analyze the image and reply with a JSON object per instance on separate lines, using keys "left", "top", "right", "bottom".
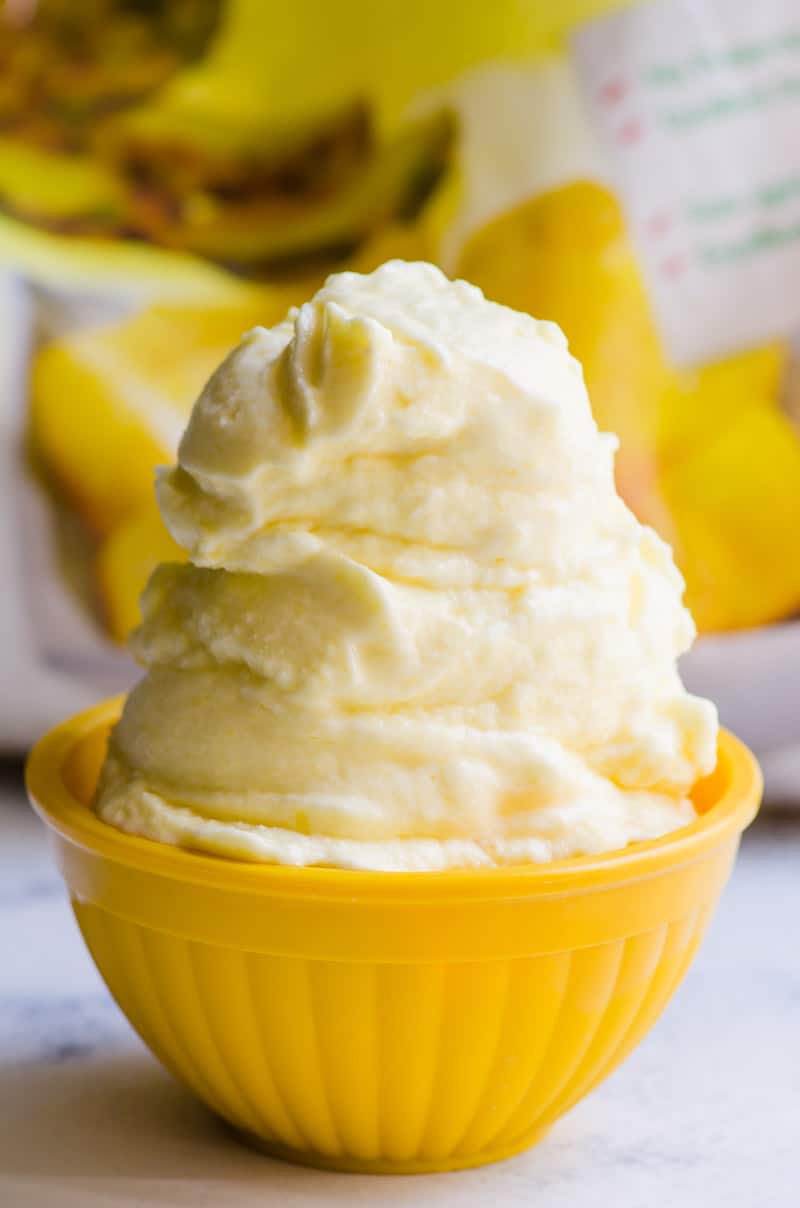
{"left": 1, "top": 761, "right": 797, "bottom": 1207}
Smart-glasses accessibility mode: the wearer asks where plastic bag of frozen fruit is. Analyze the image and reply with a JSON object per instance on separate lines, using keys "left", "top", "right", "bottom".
{"left": 3, "top": 0, "right": 800, "bottom": 796}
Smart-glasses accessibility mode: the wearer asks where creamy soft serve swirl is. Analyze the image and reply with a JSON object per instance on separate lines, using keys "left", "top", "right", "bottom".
{"left": 96, "top": 261, "right": 718, "bottom": 870}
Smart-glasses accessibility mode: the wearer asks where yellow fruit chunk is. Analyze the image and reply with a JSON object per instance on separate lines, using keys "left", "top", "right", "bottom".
{"left": 459, "top": 182, "right": 798, "bottom": 632}
{"left": 458, "top": 181, "right": 786, "bottom": 463}
{"left": 96, "top": 505, "right": 186, "bottom": 643}
{"left": 458, "top": 181, "right": 677, "bottom": 569}
{"left": 657, "top": 344, "right": 786, "bottom": 468}
{"left": 662, "top": 406, "right": 800, "bottom": 632}
{"left": 458, "top": 182, "right": 669, "bottom": 458}
{"left": 31, "top": 291, "right": 294, "bottom": 536}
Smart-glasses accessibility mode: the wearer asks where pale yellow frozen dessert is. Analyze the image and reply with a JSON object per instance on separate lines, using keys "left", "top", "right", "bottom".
{"left": 95, "top": 261, "right": 717, "bottom": 871}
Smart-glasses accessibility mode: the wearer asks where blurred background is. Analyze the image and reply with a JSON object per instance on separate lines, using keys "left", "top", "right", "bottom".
{"left": 3, "top": 0, "right": 800, "bottom": 796}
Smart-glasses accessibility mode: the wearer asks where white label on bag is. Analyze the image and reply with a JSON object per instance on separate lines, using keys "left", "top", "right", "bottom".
{"left": 573, "top": 0, "right": 800, "bottom": 366}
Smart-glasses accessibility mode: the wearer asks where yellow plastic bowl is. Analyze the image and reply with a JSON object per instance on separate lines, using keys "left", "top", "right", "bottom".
{"left": 27, "top": 698, "right": 761, "bottom": 1174}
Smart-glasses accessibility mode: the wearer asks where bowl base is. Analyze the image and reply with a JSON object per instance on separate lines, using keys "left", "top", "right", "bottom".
{"left": 231, "top": 1122, "right": 552, "bottom": 1175}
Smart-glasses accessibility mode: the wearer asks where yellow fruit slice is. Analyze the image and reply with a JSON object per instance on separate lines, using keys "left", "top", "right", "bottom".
{"left": 662, "top": 406, "right": 800, "bottom": 632}
{"left": 30, "top": 291, "right": 295, "bottom": 536}
{"left": 96, "top": 504, "right": 186, "bottom": 643}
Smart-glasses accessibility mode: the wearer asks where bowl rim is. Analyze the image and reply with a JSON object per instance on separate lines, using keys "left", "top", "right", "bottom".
{"left": 26, "top": 696, "right": 762, "bottom": 901}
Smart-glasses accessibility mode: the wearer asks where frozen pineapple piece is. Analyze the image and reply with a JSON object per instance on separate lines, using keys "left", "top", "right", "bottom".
{"left": 458, "top": 181, "right": 670, "bottom": 458}
{"left": 458, "top": 182, "right": 787, "bottom": 464}
{"left": 657, "top": 344, "right": 786, "bottom": 467}
{"left": 30, "top": 291, "right": 293, "bottom": 535}
{"left": 96, "top": 504, "right": 186, "bottom": 643}
{"left": 662, "top": 406, "right": 800, "bottom": 632}
{"left": 457, "top": 182, "right": 678, "bottom": 545}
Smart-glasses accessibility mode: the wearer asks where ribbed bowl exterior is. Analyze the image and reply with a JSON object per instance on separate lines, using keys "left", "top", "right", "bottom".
{"left": 73, "top": 897, "right": 716, "bottom": 1173}
{"left": 27, "top": 700, "right": 761, "bottom": 1174}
